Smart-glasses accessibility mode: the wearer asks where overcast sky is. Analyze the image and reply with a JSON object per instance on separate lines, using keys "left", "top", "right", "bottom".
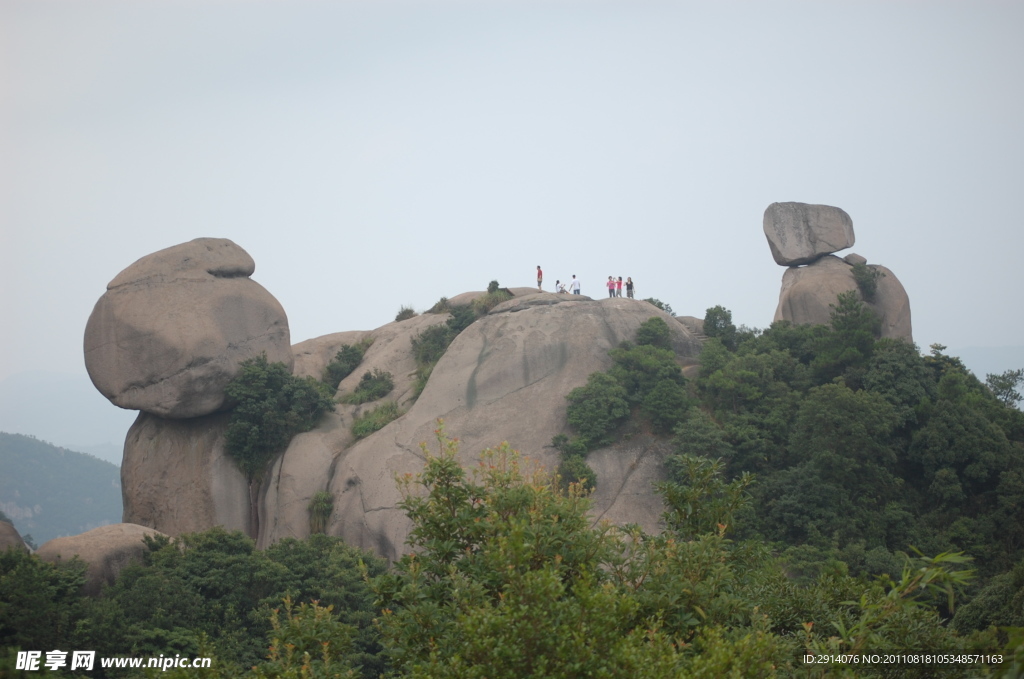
{"left": 2, "top": 1, "right": 1023, "bottom": 447}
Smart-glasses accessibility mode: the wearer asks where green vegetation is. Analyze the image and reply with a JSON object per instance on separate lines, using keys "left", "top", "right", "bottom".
{"left": 852, "top": 261, "right": 885, "bottom": 302}
{"left": 371, "top": 427, "right": 1006, "bottom": 677}
{"left": 0, "top": 529, "right": 389, "bottom": 677}
{"left": 322, "top": 339, "right": 373, "bottom": 390}
{"left": 395, "top": 305, "right": 417, "bottom": 322}
{"left": 410, "top": 282, "right": 509, "bottom": 398}
{"left": 6, "top": 289, "right": 1024, "bottom": 676}
{"left": 307, "top": 491, "right": 334, "bottom": 535}
{"left": 0, "top": 432, "right": 122, "bottom": 544}
{"left": 643, "top": 297, "right": 674, "bottom": 315}
{"left": 426, "top": 296, "right": 450, "bottom": 314}
{"left": 341, "top": 368, "right": 395, "bottom": 405}
{"left": 351, "top": 401, "right": 402, "bottom": 440}
{"left": 225, "top": 355, "right": 335, "bottom": 483}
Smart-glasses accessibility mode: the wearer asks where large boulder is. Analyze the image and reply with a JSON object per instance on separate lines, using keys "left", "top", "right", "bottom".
{"left": 35, "top": 523, "right": 167, "bottom": 595}
{"left": 121, "top": 412, "right": 251, "bottom": 537}
{"left": 774, "top": 255, "right": 913, "bottom": 341}
{"left": 324, "top": 295, "right": 703, "bottom": 560}
{"left": 763, "top": 202, "right": 855, "bottom": 266}
{"left": 84, "top": 238, "right": 292, "bottom": 419}
{"left": 0, "top": 521, "right": 28, "bottom": 553}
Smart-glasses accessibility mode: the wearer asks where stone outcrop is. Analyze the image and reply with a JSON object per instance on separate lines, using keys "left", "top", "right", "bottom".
{"left": 763, "top": 202, "right": 855, "bottom": 266}
{"left": 0, "top": 520, "right": 28, "bottom": 552}
{"left": 36, "top": 523, "right": 167, "bottom": 595}
{"left": 121, "top": 412, "right": 250, "bottom": 537}
{"left": 774, "top": 255, "right": 913, "bottom": 341}
{"left": 84, "top": 238, "right": 292, "bottom": 419}
{"left": 765, "top": 202, "right": 912, "bottom": 341}
{"left": 324, "top": 295, "right": 702, "bottom": 560}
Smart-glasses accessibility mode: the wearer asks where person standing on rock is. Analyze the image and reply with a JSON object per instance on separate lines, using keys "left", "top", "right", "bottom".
{"left": 537, "top": 265, "right": 543, "bottom": 290}
{"left": 570, "top": 275, "right": 581, "bottom": 294}
{"left": 626, "top": 277, "right": 634, "bottom": 299}
{"left": 616, "top": 277, "right": 623, "bottom": 297}
{"left": 607, "top": 276, "right": 616, "bottom": 298}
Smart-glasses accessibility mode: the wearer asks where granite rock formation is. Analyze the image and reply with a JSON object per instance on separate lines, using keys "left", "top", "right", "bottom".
{"left": 0, "top": 520, "right": 29, "bottom": 553}
{"left": 763, "top": 202, "right": 855, "bottom": 266}
{"left": 36, "top": 523, "right": 168, "bottom": 595}
{"left": 766, "top": 203, "right": 912, "bottom": 341}
{"left": 84, "top": 238, "right": 292, "bottom": 419}
{"left": 774, "top": 255, "right": 913, "bottom": 341}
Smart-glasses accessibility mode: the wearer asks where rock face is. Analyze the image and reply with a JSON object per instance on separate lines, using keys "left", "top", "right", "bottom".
{"left": 121, "top": 412, "right": 250, "bottom": 536}
{"left": 0, "top": 521, "right": 28, "bottom": 552}
{"left": 763, "top": 202, "right": 855, "bottom": 266}
{"left": 84, "top": 238, "right": 292, "bottom": 419}
{"left": 36, "top": 523, "right": 167, "bottom": 595}
{"left": 325, "top": 295, "right": 702, "bottom": 560}
{"left": 774, "top": 255, "right": 913, "bottom": 341}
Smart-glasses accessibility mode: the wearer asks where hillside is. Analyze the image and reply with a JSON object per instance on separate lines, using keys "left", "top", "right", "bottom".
{"left": 0, "top": 432, "right": 122, "bottom": 545}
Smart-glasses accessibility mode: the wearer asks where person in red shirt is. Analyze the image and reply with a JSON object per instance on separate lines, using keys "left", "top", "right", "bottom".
{"left": 537, "top": 265, "right": 543, "bottom": 290}
{"left": 616, "top": 277, "right": 623, "bottom": 297}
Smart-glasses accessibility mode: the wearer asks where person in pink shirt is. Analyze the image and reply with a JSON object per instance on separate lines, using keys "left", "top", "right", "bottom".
{"left": 616, "top": 277, "right": 623, "bottom": 297}
{"left": 607, "top": 276, "right": 615, "bottom": 298}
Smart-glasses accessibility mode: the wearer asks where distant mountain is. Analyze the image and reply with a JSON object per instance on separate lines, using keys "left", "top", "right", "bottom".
{"left": 0, "top": 432, "right": 122, "bottom": 545}
{"left": 0, "top": 371, "right": 137, "bottom": 465}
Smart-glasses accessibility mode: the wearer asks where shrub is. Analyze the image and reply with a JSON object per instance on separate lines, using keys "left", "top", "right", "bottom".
{"left": 225, "top": 355, "right": 335, "bottom": 482}
{"left": 566, "top": 372, "right": 630, "bottom": 449}
{"left": 704, "top": 305, "right": 737, "bottom": 350}
{"left": 395, "top": 305, "right": 417, "bottom": 322}
{"left": 307, "top": 491, "right": 334, "bottom": 535}
{"left": 487, "top": 280, "right": 500, "bottom": 294}
{"left": 643, "top": 298, "right": 674, "bottom": 316}
{"left": 447, "top": 304, "right": 477, "bottom": 333}
{"left": 427, "top": 297, "right": 451, "bottom": 314}
{"left": 351, "top": 401, "right": 401, "bottom": 439}
{"left": 642, "top": 379, "right": 692, "bottom": 434}
{"left": 472, "top": 288, "right": 513, "bottom": 315}
{"left": 851, "top": 262, "right": 884, "bottom": 303}
{"left": 636, "top": 316, "right": 672, "bottom": 350}
{"left": 411, "top": 324, "right": 453, "bottom": 367}
{"left": 322, "top": 339, "right": 372, "bottom": 389}
{"left": 341, "top": 368, "right": 394, "bottom": 404}
{"left": 552, "top": 433, "right": 588, "bottom": 457}
{"left": 558, "top": 454, "right": 597, "bottom": 492}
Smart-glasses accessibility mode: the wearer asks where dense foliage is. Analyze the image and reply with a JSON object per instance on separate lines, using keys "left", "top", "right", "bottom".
{"left": 0, "top": 530, "right": 388, "bottom": 678}
{"left": 323, "top": 340, "right": 373, "bottom": 390}
{"left": 371, "top": 427, "right": 1006, "bottom": 678}
{"left": 341, "top": 369, "right": 395, "bottom": 405}
{"left": 224, "top": 355, "right": 335, "bottom": 483}
{"left": 351, "top": 401, "right": 402, "bottom": 440}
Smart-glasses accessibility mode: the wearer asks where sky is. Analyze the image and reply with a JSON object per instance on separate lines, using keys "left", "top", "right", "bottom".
{"left": 2, "top": 0, "right": 1023, "bottom": 454}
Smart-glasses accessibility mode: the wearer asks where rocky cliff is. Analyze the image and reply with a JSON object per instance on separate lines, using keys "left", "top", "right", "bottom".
{"left": 68, "top": 204, "right": 911, "bottom": 566}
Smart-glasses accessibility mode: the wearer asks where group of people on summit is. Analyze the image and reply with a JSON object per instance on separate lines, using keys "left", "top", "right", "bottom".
{"left": 536, "top": 266, "right": 635, "bottom": 299}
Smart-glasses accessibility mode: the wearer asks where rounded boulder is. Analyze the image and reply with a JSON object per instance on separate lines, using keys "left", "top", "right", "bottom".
{"left": 84, "top": 238, "right": 292, "bottom": 418}
{"left": 35, "top": 523, "right": 168, "bottom": 596}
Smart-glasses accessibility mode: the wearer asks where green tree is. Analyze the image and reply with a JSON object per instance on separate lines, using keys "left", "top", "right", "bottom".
{"left": 322, "top": 340, "right": 372, "bottom": 389}
{"left": 371, "top": 427, "right": 685, "bottom": 678}
{"left": 987, "top": 368, "right": 1024, "bottom": 408}
{"left": 565, "top": 372, "right": 630, "bottom": 449}
{"left": 704, "top": 305, "right": 737, "bottom": 351}
{"left": 635, "top": 316, "right": 672, "bottom": 350}
{"left": 811, "top": 291, "right": 881, "bottom": 386}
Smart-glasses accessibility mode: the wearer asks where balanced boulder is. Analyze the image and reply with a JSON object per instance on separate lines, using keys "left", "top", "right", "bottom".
{"left": 774, "top": 255, "right": 913, "bottom": 341}
{"left": 84, "top": 238, "right": 292, "bottom": 418}
{"left": 763, "top": 202, "right": 855, "bottom": 266}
